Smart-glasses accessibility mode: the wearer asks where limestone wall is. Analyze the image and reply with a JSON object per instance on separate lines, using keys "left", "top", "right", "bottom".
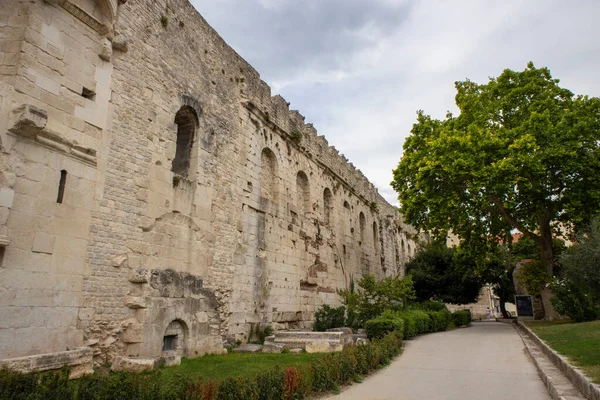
{"left": 0, "top": 0, "right": 419, "bottom": 365}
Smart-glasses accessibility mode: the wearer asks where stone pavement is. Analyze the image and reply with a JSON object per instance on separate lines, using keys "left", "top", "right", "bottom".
{"left": 325, "top": 322, "right": 551, "bottom": 400}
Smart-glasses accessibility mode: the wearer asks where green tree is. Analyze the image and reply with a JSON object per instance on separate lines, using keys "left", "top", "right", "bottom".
{"left": 454, "top": 241, "right": 515, "bottom": 318}
{"left": 392, "top": 63, "right": 600, "bottom": 318}
{"left": 406, "top": 242, "right": 483, "bottom": 304}
{"left": 551, "top": 215, "right": 600, "bottom": 321}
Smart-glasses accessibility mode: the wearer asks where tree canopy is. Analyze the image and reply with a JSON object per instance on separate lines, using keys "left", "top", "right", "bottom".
{"left": 406, "top": 243, "right": 482, "bottom": 305}
{"left": 392, "top": 63, "right": 600, "bottom": 280}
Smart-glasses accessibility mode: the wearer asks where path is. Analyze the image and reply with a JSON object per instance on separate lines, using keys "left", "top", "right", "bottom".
{"left": 325, "top": 322, "right": 551, "bottom": 400}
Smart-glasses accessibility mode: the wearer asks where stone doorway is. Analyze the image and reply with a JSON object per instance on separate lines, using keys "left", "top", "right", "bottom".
{"left": 162, "top": 320, "right": 188, "bottom": 356}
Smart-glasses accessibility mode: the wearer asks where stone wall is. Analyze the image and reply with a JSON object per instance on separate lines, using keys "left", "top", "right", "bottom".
{"left": 0, "top": 0, "right": 418, "bottom": 366}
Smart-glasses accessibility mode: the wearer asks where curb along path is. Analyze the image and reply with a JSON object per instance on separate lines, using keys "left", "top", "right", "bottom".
{"left": 515, "top": 322, "right": 597, "bottom": 400}
{"left": 325, "top": 322, "right": 551, "bottom": 400}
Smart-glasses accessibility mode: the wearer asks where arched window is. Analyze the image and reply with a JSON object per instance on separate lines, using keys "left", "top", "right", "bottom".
{"left": 172, "top": 106, "right": 198, "bottom": 177}
{"left": 373, "top": 221, "right": 379, "bottom": 254}
{"left": 343, "top": 201, "right": 351, "bottom": 236}
{"left": 260, "top": 148, "right": 278, "bottom": 201}
{"left": 296, "top": 171, "right": 310, "bottom": 215}
{"left": 359, "top": 212, "right": 366, "bottom": 244}
{"left": 323, "top": 188, "right": 333, "bottom": 224}
{"left": 162, "top": 320, "right": 188, "bottom": 355}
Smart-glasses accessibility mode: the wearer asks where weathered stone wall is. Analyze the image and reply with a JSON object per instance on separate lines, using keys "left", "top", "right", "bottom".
{"left": 0, "top": 0, "right": 419, "bottom": 365}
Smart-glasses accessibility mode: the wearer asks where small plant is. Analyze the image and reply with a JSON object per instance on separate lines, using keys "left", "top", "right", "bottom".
{"left": 161, "top": 15, "right": 168, "bottom": 28}
{"left": 172, "top": 175, "right": 181, "bottom": 187}
{"left": 369, "top": 201, "right": 379, "bottom": 213}
{"left": 313, "top": 304, "right": 346, "bottom": 332}
{"left": 290, "top": 129, "right": 302, "bottom": 144}
{"left": 250, "top": 324, "right": 273, "bottom": 344}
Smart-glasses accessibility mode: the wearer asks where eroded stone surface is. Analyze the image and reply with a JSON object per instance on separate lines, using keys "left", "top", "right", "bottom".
{"left": 0, "top": 0, "right": 420, "bottom": 369}
{"left": 306, "top": 340, "right": 344, "bottom": 353}
{"left": 111, "top": 356, "right": 156, "bottom": 373}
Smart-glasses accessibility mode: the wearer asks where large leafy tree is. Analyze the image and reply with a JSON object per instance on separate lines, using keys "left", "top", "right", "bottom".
{"left": 406, "top": 243, "right": 483, "bottom": 305}
{"left": 392, "top": 63, "right": 600, "bottom": 316}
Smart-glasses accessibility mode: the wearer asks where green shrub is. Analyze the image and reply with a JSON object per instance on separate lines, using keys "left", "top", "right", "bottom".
{"left": 364, "top": 316, "right": 404, "bottom": 340}
{"left": 426, "top": 310, "right": 452, "bottom": 332}
{"left": 255, "top": 366, "right": 284, "bottom": 400}
{"left": 452, "top": 310, "right": 472, "bottom": 327}
{"left": 313, "top": 305, "right": 346, "bottom": 332}
{"left": 337, "top": 348, "right": 358, "bottom": 384}
{"left": 416, "top": 300, "right": 447, "bottom": 312}
{"left": 551, "top": 278, "right": 600, "bottom": 322}
{"left": 0, "top": 332, "right": 406, "bottom": 400}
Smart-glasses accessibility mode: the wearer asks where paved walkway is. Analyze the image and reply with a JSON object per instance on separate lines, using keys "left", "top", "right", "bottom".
{"left": 325, "top": 322, "right": 551, "bottom": 400}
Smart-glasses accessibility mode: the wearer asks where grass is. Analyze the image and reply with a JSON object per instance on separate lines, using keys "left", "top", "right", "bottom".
{"left": 525, "top": 319, "right": 600, "bottom": 383}
{"left": 160, "top": 351, "right": 325, "bottom": 381}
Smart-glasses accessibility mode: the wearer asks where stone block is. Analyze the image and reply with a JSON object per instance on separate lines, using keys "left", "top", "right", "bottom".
{"left": 0, "top": 188, "right": 15, "bottom": 208}
{"left": 31, "top": 231, "right": 55, "bottom": 254}
{"left": 233, "top": 344, "right": 263, "bottom": 353}
{"left": 8, "top": 104, "right": 48, "bottom": 138}
{"left": 111, "top": 356, "right": 156, "bottom": 373}
{"left": 262, "top": 342, "right": 284, "bottom": 353}
{"left": 305, "top": 340, "right": 344, "bottom": 353}
{"left": 125, "top": 296, "right": 147, "bottom": 309}
{"left": 0, "top": 347, "right": 93, "bottom": 379}
{"left": 160, "top": 354, "right": 181, "bottom": 367}
{"left": 326, "top": 327, "right": 353, "bottom": 335}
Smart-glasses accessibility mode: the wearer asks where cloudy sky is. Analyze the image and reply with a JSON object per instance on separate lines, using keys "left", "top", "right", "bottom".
{"left": 190, "top": 0, "right": 600, "bottom": 205}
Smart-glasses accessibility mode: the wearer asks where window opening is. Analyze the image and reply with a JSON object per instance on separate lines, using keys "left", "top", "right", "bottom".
{"left": 172, "top": 106, "right": 198, "bottom": 177}
{"left": 57, "top": 170, "right": 67, "bottom": 204}
{"left": 162, "top": 335, "right": 177, "bottom": 351}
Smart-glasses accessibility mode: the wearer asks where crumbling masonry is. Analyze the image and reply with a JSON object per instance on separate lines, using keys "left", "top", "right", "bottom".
{"left": 0, "top": 0, "right": 418, "bottom": 367}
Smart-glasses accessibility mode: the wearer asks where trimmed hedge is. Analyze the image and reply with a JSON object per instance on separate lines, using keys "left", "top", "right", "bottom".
{"left": 452, "top": 310, "right": 472, "bottom": 327}
{"left": 0, "top": 332, "right": 403, "bottom": 400}
{"left": 365, "top": 315, "right": 404, "bottom": 340}
{"left": 365, "top": 309, "right": 454, "bottom": 340}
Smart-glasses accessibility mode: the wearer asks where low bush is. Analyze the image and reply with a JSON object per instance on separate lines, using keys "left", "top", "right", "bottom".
{"left": 313, "top": 304, "right": 346, "bottom": 332}
{"left": 427, "top": 310, "right": 453, "bottom": 332}
{"left": 364, "top": 315, "right": 404, "bottom": 340}
{"left": 452, "top": 310, "right": 472, "bottom": 327}
{"left": 0, "top": 332, "right": 404, "bottom": 400}
{"left": 366, "top": 309, "right": 454, "bottom": 341}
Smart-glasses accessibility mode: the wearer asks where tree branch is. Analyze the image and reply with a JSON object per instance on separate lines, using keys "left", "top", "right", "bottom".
{"left": 488, "top": 195, "right": 540, "bottom": 242}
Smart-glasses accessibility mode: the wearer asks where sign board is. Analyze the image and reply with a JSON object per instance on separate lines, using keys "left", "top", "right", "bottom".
{"left": 515, "top": 295, "right": 534, "bottom": 318}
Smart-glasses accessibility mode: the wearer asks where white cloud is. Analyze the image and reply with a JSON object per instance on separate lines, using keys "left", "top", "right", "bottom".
{"left": 191, "top": 0, "right": 600, "bottom": 205}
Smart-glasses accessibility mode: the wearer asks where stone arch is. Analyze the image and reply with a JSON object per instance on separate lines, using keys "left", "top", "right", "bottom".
{"left": 359, "top": 212, "right": 366, "bottom": 244}
{"left": 323, "top": 188, "right": 333, "bottom": 225}
{"left": 162, "top": 319, "right": 189, "bottom": 356}
{"left": 401, "top": 239, "right": 406, "bottom": 260}
{"left": 296, "top": 171, "right": 310, "bottom": 216}
{"left": 373, "top": 221, "right": 379, "bottom": 254}
{"left": 260, "top": 147, "right": 278, "bottom": 201}
{"left": 343, "top": 200, "right": 352, "bottom": 237}
{"left": 172, "top": 105, "right": 198, "bottom": 177}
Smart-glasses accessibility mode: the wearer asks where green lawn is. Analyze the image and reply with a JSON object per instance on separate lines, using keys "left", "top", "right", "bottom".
{"left": 525, "top": 320, "right": 600, "bottom": 383}
{"left": 160, "top": 351, "right": 325, "bottom": 381}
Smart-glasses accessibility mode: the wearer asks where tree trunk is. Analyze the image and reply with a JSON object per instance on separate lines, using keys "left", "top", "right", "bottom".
{"left": 499, "top": 298, "right": 510, "bottom": 319}
{"left": 538, "top": 217, "right": 559, "bottom": 320}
